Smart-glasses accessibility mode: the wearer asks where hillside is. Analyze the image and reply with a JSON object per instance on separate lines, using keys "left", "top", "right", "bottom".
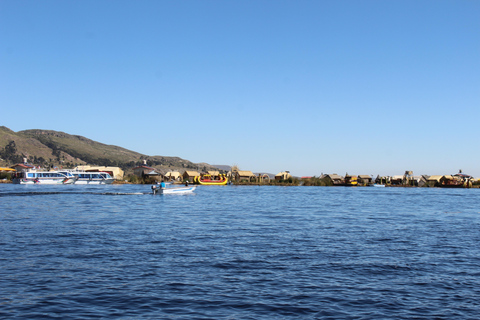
{"left": 0, "top": 126, "right": 221, "bottom": 173}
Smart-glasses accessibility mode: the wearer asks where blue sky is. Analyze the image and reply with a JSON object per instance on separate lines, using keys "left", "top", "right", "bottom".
{"left": 1, "top": 1, "right": 479, "bottom": 177}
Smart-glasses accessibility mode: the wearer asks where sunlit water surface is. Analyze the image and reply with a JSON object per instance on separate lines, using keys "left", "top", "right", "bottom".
{"left": 1, "top": 184, "right": 480, "bottom": 319}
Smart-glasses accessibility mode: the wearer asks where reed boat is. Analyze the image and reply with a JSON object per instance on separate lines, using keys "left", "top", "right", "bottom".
{"left": 194, "top": 174, "right": 228, "bottom": 185}
{"left": 344, "top": 175, "right": 358, "bottom": 186}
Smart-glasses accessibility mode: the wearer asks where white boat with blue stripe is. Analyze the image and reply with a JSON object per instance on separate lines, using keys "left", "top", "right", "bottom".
{"left": 12, "top": 170, "right": 76, "bottom": 184}
{"left": 59, "top": 171, "right": 115, "bottom": 184}
{"left": 151, "top": 184, "right": 196, "bottom": 195}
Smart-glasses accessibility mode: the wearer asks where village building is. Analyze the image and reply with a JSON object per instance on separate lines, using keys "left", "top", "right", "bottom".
{"left": 324, "top": 174, "right": 344, "bottom": 186}
{"left": 11, "top": 163, "right": 36, "bottom": 171}
{"left": 357, "top": 175, "right": 373, "bottom": 186}
{"left": 165, "top": 171, "right": 182, "bottom": 181}
{"left": 183, "top": 170, "right": 200, "bottom": 182}
{"left": 453, "top": 170, "right": 472, "bottom": 180}
{"left": 234, "top": 170, "right": 256, "bottom": 182}
{"left": 133, "top": 165, "right": 156, "bottom": 177}
{"left": 390, "top": 175, "right": 404, "bottom": 186}
{"left": 275, "top": 171, "right": 292, "bottom": 181}
{"left": 439, "top": 174, "right": 471, "bottom": 187}
{"left": 440, "top": 175, "right": 456, "bottom": 186}
{"left": 374, "top": 175, "right": 389, "bottom": 185}
{"left": 425, "top": 175, "right": 443, "bottom": 187}
{"left": 408, "top": 176, "right": 428, "bottom": 187}
{"left": 451, "top": 171, "right": 473, "bottom": 186}
{"left": 132, "top": 165, "right": 163, "bottom": 181}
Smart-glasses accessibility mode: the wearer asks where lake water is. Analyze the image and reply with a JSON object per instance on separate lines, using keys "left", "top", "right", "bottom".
{"left": 1, "top": 184, "right": 480, "bottom": 319}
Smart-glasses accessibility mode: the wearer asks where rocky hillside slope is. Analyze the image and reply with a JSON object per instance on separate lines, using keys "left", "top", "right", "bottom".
{"left": 0, "top": 126, "right": 221, "bottom": 173}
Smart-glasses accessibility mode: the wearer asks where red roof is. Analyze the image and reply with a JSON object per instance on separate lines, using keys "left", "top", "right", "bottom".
{"left": 11, "top": 163, "right": 35, "bottom": 169}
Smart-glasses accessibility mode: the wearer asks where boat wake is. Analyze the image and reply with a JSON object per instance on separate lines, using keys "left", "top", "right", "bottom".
{"left": 0, "top": 191, "right": 148, "bottom": 197}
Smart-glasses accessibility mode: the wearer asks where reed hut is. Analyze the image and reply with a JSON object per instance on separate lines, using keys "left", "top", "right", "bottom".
{"left": 357, "top": 175, "right": 373, "bottom": 186}
{"left": 408, "top": 176, "right": 427, "bottom": 187}
{"left": 324, "top": 174, "right": 344, "bottom": 186}
{"left": 425, "top": 175, "right": 443, "bottom": 187}
{"left": 390, "top": 175, "right": 404, "bottom": 186}
{"left": 275, "top": 171, "right": 292, "bottom": 181}
{"left": 235, "top": 170, "right": 256, "bottom": 182}
{"left": 165, "top": 171, "right": 182, "bottom": 181}
{"left": 183, "top": 171, "right": 200, "bottom": 182}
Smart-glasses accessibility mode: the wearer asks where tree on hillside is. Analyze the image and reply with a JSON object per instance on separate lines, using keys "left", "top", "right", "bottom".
{"left": 3, "top": 140, "right": 16, "bottom": 156}
{"left": 0, "top": 141, "right": 23, "bottom": 164}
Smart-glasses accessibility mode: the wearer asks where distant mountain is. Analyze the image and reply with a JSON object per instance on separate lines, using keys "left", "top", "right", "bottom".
{"left": 213, "top": 165, "right": 232, "bottom": 172}
{"left": 0, "top": 126, "right": 222, "bottom": 173}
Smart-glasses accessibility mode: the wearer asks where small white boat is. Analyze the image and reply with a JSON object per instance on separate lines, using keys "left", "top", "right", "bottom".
{"left": 373, "top": 184, "right": 386, "bottom": 187}
{"left": 151, "top": 185, "right": 196, "bottom": 195}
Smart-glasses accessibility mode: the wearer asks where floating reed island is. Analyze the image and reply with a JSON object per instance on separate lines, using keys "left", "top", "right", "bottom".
{"left": 2, "top": 163, "right": 479, "bottom": 188}
{"left": 170, "top": 169, "right": 479, "bottom": 188}
{"left": 225, "top": 170, "right": 479, "bottom": 188}
{"left": 298, "top": 171, "right": 479, "bottom": 188}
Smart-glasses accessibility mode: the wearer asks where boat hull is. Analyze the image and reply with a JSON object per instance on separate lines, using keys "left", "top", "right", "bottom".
{"left": 194, "top": 175, "right": 228, "bottom": 185}
{"left": 12, "top": 178, "right": 76, "bottom": 185}
{"left": 197, "top": 179, "right": 227, "bottom": 185}
{"left": 73, "top": 178, "right": 115, "bottom": 185}
{"left": 152, "top": 185, "right": 196, "bottom": 194}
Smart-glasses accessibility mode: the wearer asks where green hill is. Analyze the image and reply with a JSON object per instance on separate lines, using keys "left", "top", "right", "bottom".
{"left": 0, "top": 126, "right": 220, "bottom": 173}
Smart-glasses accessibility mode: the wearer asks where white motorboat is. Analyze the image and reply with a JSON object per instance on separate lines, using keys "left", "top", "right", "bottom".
{"left": 151, "top": 185, "right": 196, "bottom": 195}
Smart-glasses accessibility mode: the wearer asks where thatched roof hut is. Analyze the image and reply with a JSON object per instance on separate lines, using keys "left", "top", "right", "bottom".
{"left": 275, "top": 171, "right": 292, "bottom": 181}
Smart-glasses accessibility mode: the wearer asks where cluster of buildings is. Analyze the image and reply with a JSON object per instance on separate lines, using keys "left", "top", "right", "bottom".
{"left": 3, "top": 159, "right": 295, "bottom": 184}
{"left": 316, "top": 170, "right": 477, "bottom": 188}
{"left": 3, "top": 159, "right": 477, "bottom": 188}
{"left": 132, "top": 164, "right": 294, "bottom": 183}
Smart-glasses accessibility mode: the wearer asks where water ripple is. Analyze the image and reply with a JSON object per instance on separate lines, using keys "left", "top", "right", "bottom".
{"left": 1, "top": 185, "right": 480, "bottom": 318}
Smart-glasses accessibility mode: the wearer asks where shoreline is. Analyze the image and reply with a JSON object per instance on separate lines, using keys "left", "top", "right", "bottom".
{"left": 1, "top": 180, "right": 478, "bottom": 188}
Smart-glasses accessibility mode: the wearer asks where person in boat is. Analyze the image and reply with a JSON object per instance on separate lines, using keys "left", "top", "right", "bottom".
{"left": 185, "top": 180, "right": 189, "bottom": 186}
{"left": 160, "top": 180, "right": 166, "bottom": 189}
